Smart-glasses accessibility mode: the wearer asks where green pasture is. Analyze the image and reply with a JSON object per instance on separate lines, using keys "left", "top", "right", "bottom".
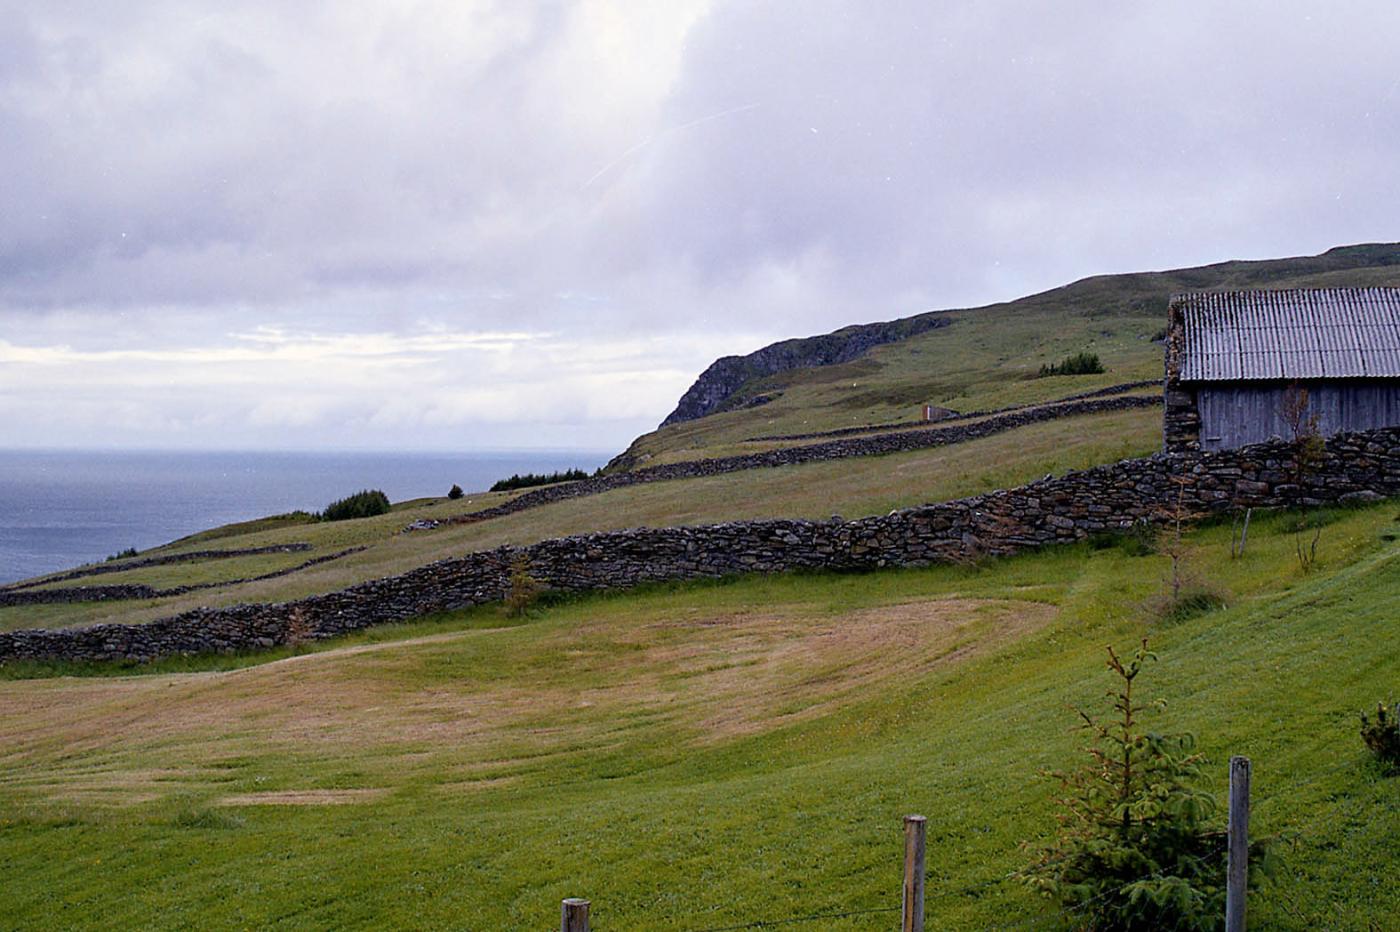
{"left": 2, "top": 501, "right": 1396, "bottom": 929}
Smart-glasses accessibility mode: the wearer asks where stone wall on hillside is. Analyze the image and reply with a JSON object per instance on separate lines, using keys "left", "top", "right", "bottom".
{"left": 418, "top": 394, "right": 1163, "bottom": 532}
{"left": 0, "top": 543, "right": 315, "bottom": 592}
{"left": 2, "top": 428, "right": 1395, "bottom": 664}
{"left": 743, "top": 381, "right": 1159, "bottom": 443}
{"left": 0, "top": 547, "right": 366, "bottom": 608}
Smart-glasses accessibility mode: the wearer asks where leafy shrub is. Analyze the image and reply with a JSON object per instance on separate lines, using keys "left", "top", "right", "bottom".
{"left": 1038, "top": 352, "right": 1104, "bottom": 377}
{"left": 1361, "top": 699, "right": 1400, "bottom": 772}
{"left": 490, "top": 468, "right": 591, "bottom": 493}
{"left": 105, "top": 547, "right": 138, "bottom": 562}
{"left": 447, "top": 484, "right": 464, "bottom": 500}
{"left": 320, "top": 489, "right": 391, "bottom": 522}
{"left": 1020, "top": 640, "right": 1270, "bottom": 930}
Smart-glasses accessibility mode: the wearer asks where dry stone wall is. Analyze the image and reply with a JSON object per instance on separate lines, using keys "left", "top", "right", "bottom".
{"left": 2, "top": 427, "right": 1396, "bottom": 663}
{"left": 742, "top": 381, "right": 1159, "bottom": 443}
{"left": 0, "top": 543, "right": 314, "bottom": 592}
{"left": 419, "top": 394, "right": 1163, "bottom": 532}
{"left": 0, "top": 547, "right": 366, "bottom": 608}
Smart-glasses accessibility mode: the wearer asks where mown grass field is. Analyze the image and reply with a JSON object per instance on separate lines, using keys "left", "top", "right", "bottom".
{"left": 0, "top": 406, "right": 1159, "bottom": 633}
{"left": 2, "top": 501, "right": 1397, "bottom": 929}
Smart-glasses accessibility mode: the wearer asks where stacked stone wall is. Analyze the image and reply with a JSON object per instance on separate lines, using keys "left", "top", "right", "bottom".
{"left": 2, "top": 428, "right": 1396, "bottom": 663}
{"left": 0, "top": 543, "right": 314, "bottom": 592}
{"left": 424, "top": 395, "right": 1162, "bottom": 531}
{"left": 743, "top": 381, "right": 1159, "bottom": 443}
{"left": 0, "top": 547, "right": 365, "bottom": 608}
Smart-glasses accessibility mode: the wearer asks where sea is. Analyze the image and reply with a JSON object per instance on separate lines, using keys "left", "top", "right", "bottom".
{"left": 0, "top": 449, "right": 611, "bottom": 585}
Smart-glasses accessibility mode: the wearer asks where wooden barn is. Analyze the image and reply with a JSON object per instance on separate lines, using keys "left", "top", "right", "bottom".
{"left": 1163, "top": 288, "right": 1400, "bottom": 452}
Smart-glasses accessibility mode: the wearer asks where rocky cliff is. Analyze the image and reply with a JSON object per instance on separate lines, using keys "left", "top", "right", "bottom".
{"left": 659, "top": 313, "right": 951, "bottom": 427}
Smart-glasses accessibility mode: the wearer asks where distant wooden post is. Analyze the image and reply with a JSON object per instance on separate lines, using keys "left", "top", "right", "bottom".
{"left": 561, "top": 897, "right": 590, "bottom": 932}
{"left": 1226, "top": 756, "right": 1251, "bottom": 932}
{"left": 903, "top": 814, "right": 927, "bottom": 932}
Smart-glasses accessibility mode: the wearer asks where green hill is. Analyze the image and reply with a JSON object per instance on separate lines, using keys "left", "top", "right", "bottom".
{"left": 614, "top": 243, "right": 1400, "bottom": 469}
{"left": 2, "top": 243, "right": 1398, "bottom": 927}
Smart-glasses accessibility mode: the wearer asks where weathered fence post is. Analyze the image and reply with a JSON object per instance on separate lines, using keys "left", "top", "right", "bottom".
{"left": 903, "top": 814, "right": 927, "bottom": 932}
{"left": 561, "top": 897, "right": 590, "bottom": 932}
{"left": 1226, "top": 756, "right": 1250, "bottom": 932}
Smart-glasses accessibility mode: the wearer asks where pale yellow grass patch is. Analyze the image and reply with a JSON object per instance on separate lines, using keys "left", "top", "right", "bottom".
{"left": 639, "top": 598, "right": 1055, "bottom": 739}
{"left": 0, "top": 598, "right": 1054, "bottom": 807}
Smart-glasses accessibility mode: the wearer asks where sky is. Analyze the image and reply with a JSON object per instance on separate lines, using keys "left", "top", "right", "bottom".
{"left": 2, "top": 1, "right": 1397, "bottom": 453}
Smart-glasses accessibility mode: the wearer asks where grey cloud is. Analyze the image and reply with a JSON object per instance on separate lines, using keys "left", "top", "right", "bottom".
{"left": 1, "top": 1, "right": 1398, "bottom": 449}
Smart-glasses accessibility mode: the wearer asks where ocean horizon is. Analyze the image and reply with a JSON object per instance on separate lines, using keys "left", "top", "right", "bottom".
{"left": 0, "top": 448, "right": 611, "bottom": 585}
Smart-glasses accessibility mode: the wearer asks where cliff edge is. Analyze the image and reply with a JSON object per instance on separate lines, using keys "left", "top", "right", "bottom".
{"left": 660, "top": 313, "right": 951, "bottom": 427}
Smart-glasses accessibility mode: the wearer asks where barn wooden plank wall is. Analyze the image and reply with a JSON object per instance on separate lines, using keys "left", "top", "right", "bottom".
{"left": 1196, "top": 380, "right": 1400, "bottom": 450}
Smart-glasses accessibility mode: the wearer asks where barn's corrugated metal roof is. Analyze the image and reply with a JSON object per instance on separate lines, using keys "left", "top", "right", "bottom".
{"left": 1174, "top": 288, "right": 1400, "bottom": 381}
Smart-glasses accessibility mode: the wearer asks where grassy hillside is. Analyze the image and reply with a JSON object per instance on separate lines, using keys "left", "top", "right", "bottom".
{"left": 618, "top": 243, "right": 1400, "bottom": 467}
{"left": 2, "top": 501, "right": 1396, "bottom": 928}
{"left": 4, "top": 244, "right": 1399, "bottom": 928}
{"left": 7, "top": 243, "right": 1398, "bottom": 637}
{"left": 0, "top": 406, "right": 1159, "bottom": 633}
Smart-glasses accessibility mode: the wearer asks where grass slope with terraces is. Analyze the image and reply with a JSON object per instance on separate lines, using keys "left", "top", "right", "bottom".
{"left": 0, "top": 406, "right": 1160, "bottom": 634}
{"left": 5, "top": 242, "right": 1399, "bottom": 636}
{"left": 2, "top": 503, "right": 1397, "bottom": 928}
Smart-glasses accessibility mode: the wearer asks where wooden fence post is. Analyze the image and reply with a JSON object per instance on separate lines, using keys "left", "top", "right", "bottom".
{"left": 1226, "top": 756, "right": 1250, "bottom": 932}
{"left": 903, "top": 814, "right": 927, "bottom": 932}
{"left": 561, "top": 897, "right": 590, "bottom": 932}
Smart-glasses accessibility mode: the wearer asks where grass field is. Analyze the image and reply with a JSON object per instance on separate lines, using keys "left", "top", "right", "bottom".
{"left": 2, "top": 501, "right": 1397, "bottom": 928}
{"left": 0, "top": 406, "right": 1160, "bottom": 633}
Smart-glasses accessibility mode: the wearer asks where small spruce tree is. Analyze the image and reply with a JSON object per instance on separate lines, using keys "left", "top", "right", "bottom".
{"left": 503, "top": 554, "right": 542, "bottom": 617}
{"left": 1361, "top": 699, "right": 1400, "bottom": 772}
{"left": 447, "top": 484, "right": 464, "bottom": 500}
{"left": 1020, "top": 640, "right": 1266, "bottom": 930}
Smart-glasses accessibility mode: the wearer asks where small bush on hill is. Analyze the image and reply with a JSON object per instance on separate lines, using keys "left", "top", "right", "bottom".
{"left": 1150, "top": 583, "right": 1229, "bottom": 625}
{"left": 503, "top": 555, "right": 542, "bottom": 617}
{"left": 1361, "top": 699, "right": 1400, "bottom": 772}
{"left": 1020, "top": 640, "right": 1271, "bottom": 929}
{"left": 105, "top": 547, "right": 138, "bottom": 562}
{"left": 1038, "top": 352, "right": 1104, "bottom": 377}
{"left": 447, "top": 484, "right": 464, "bottom": 500}
{"left": 490, "top": 468, "right": 591, "bottom": 493}
{"left": 321, "top": 489, "right": 391, "bottom": 522}
{"left": 269, "top": 510, "right": 318, "bottom": 521}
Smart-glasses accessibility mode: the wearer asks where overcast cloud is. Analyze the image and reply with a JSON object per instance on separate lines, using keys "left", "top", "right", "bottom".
{"left": 2, "top": 1, "right": 1397, "bottom": 451}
